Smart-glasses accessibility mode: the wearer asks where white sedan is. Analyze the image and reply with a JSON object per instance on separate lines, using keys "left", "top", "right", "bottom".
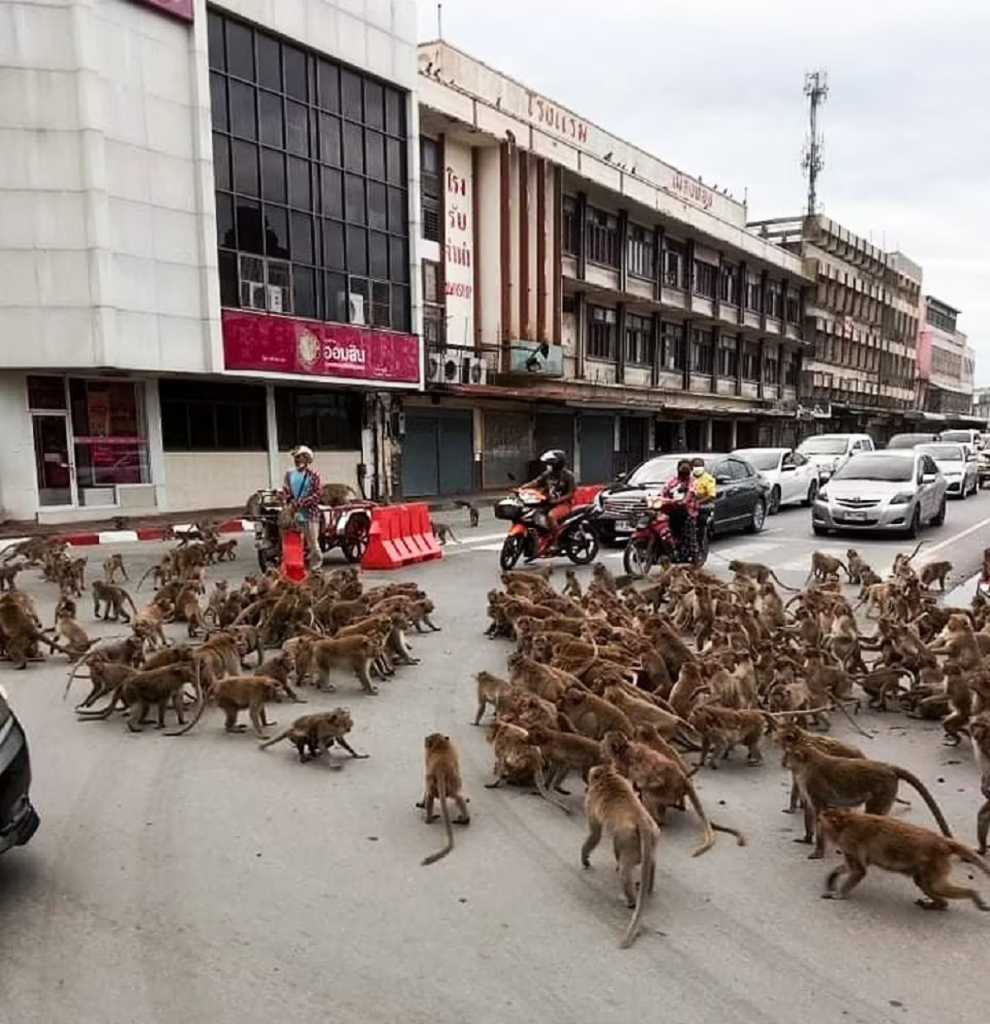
{"left": 917, "top": 442, "right": 979, "bottom": 498}
{"left": 732, "top": 447, "right": 821, "bottom": 515}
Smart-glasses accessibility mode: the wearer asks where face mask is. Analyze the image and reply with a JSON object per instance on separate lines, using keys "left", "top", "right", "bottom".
{"left": 692, "top": 467, "right": 704, "bottom": 478}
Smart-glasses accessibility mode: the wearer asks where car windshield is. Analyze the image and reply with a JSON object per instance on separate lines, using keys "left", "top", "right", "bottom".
{"left": 627, "top": 457, "right": 700, "bottom": 485}
{"left": 831, "top": 455, "right": 914, "bottom": 482}
{"left": 940, "top": 431, "right": 971, "bottom": 443}
{"left": 797, "top": 437, "right": 846, "bottom": 455}
{"left": 736, "top": 451, "right": 780, "bottom": 471}
{"left": 887, "top": 434, "right": 933, "bottom": 449}
{"left": 920, "top": 444, "right": 962, "bottom": 461}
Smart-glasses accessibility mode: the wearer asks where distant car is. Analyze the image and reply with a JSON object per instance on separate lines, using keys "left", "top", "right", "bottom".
{"left": 732, "top": 447, "right": 821, "bottom": 514}
{"left": 795, "top": 433, "right": 874, "bottom": 480}
{"left": 886, "top": 432, "right": 939, "bottom": 450}
{"left": 812, "top": 449, "right": 947, "bottom": 538}
{"left": 0, "top": 685, "right": 39, "bottom": 856}
{"left": 939, "top": 429, "right": 985, "bottom": 449}
{"left": 977, "top": 448, "right": 990, "bottom": 489}
{"left": 918, "top": 442, "right": 979, "bottom": 498}
{"left": 596, "top": 452, "right": 770, "bottom": 544}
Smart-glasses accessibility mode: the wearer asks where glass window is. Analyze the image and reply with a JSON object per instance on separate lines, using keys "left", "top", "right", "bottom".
{"left": 213, "top": 133, "right": 231, "bottom": 190}
{"left": 259, "top": 90, "right": 284, "bottom": 148}
{"left": 588, "top": 306, "right": 617, "bottom": 360}
{"left": 385, "top": 89, "right": 403, "bottom": 137}
{"left": 318, "top": 61, "right": 339, "bottom": 111}
{"left": 341, "top": 70, "right": 363, "bottom": 121}
{"left": 232, "top": 141, "right": 259, "bottom": 196}
{"left": 319, "top": 114, "right": 341, "bottom": 166}
{"left": 207, "top": 11, "right": 225, "bottom": 71}
{"left": 160, "top": 380, "right": 266, "bottom": 451}
{"left": 283, "top": 46, "right": 307, "bottom": 100}
{"left": 364, "top": 80, "right": 384, "bottom": 130}
{"left": 345, "top": 174, "right": 365, "bottom": 224}
{"left": 236, "top": 200, "right": 263, "bottom": 254}
{"left": 276, "top": 389, "right": 362, "bottom": 451}
{"left": 321, "top": 168, "right": 343, "bottom": 218}
{"left": 290, "top": 211, "right": 314, "bottom": 264}
{"left": 347, "top": 226, "right": 367, "bottom": 275}
{"left": 369, "top": 231, "right": 389, "bottom": 279}
{"left": 225, "top": 20, "right": 254, "bottom": 80}
{"left": 343, "top": 121, "right": 364, "bottom": 173}
{"left": 288, "top": 156, "right": 311, "bottom": 210}
{"left": 257, "top": 34, "right": 280, "bottom": 90}
{"left": 292, "top": 265, "right": 317, "bottom": 319}
{"left": 323, "top": 220, "right": 345, "bottom": 269}
{"left": 216, "top": 192, "right": 235, "bottom": 247}
{"left": 261, "top": 148, "right": 286, "bottom": 203}
{"left": 210, "top": 73, "right": 228, "bottom": 132}
{"left": 367, "top": 181, "right": 387, "bottom": 230}
{"left": 218, "top": 249, "right": 239, "bottom": 306}
{"left": 264, "top": 205, "right": 289, "bottom": 260}
{"left": 388, "top": 186, "right": 407, "bottom": 234}
{"left": 286, "top": 100, "right": 308, "bottom": 156}
{"left": 229, "top": 79, "right": 257, "bottom": 140}
{"left": 389, "top": 237, "right": 408, "bottom": 283}
{"left": 365, "top": 130, "right": 385, "bottom": 180}
{"left": 27, "top": 376, "right": 66, "bottom": 410}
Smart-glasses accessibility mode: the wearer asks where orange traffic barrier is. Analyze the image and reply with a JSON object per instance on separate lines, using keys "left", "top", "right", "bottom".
{"left": 361, "top": 502, "right": 443, "bottom": 570}
{"left": 281, "top": 529, "right": 307, "bottom": 582}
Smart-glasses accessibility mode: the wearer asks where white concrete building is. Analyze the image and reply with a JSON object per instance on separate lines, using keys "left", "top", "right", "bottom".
{"left": 0, "top": 0, "right": 420, "bottom": 523}
{"left": 917, "top": 296, "right": 974, "bottom": 417}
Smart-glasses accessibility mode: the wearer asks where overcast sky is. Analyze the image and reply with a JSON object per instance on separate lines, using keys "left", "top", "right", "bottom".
{"left": 418, "top": 0, "right": 990, "bottom": 385}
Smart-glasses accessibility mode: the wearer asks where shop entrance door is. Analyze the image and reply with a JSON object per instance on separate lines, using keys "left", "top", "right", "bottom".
{"left": 32, "top": 414, "right": 76, "bottom": 507}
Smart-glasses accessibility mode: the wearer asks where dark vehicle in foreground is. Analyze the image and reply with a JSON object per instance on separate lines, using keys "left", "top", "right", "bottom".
{"left": 812, "top": 450, "right": 946, "bottom": 538}
{"left": 0, "top": 685, "right": 39, "bottom": 855}
{"left": 251, "top": 489, "right": 374, "bottom": 571}
{"left": 494, "top": 487, "right": 600, "bottom": 570}
{"left": 886, "top": 432, "right": 939, "bottom": 450}
{"left": 595, "top": 452, "right": 770, "bottom": 545}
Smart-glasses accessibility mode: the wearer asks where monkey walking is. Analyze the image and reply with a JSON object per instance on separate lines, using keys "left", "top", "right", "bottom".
{"left": 418, "top": 733, "right": 470, "bottom": 866}
{"left": 819, "top": 809, "right": 990, "bottom": 912}
{"left": 102, "top": 553, "right": 128, "bottom": 583}
{"left": 919, "top": 560, "right": 952, "bottom": 592}
{"left": 259, "top": 709, "right": 369, "bottom": 766}
{"left": 454, "top": 499, "right": 479, "bottom": 528}
{"left": 727, "top": 560, "right": 800, "bottom": 593}
{"left": 432, "top": 522, "right": 461, "bottom": 546}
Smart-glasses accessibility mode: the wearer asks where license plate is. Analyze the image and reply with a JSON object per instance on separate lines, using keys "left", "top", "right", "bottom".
{"left": 844, "top": 510, "right": 868, "bottom": 522}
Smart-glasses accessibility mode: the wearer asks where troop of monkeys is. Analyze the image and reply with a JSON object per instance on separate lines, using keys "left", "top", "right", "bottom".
{"left": 0, "top": 530, "right": 440, "bottom": 774}
{"left": 425, "top": 547, "right": 990, "bottom": 948}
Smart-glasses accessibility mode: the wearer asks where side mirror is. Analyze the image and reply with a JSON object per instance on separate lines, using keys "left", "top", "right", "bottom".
{"left": 614, "top": 471, "right": 629, "bottom": 483}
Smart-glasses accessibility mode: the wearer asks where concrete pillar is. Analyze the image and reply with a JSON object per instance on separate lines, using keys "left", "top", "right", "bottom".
{"left": 730, "top": 419, "right": 738, "bottom": 449}
{"left": 144, "top": 379, "right": 168, "bottom": 510}
{"left": 705, "top": 419, "right": 714, "bottom": 451}
{"left": 265, "top": 383, "right": 279, "bottom": 489}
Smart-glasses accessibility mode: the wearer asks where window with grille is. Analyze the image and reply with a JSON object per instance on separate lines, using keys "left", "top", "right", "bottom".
{"left": 421, "top": 137, "right": 441, "bottom": 243}
{"left": 764, "top": 346, "right": 779, "bottom": 383}
{"left": 766, "top": 282, "right": 783, "bottom": 318}
{"left": 742, "top": 342, "right": 760, "bottom": 380}
{"left": 626, "top": 225, "right": 655, "bottom": 280}
{"left": 718, "top": 335, "right": 738, "bottom": 377}
{"left": 663, "top": 240, "right": 686, "bottom": 288}
{"left": 563, "top": 195, "right": 580, "bottom": 256}
{"left": 588, "top": 306, "right": 617, "bottom": 360}
{"left": 719, "top": 263, "right": 739, "bottom": 304}
{"left": 785, "top": 289, "right": 800, "bottom": 324}
{"left": 693, "top": 260, "right": 717, "bottom": 298}
{"left": 585, "top": 207, "right": 619, "bottom": 268}
{"left": 208, "top": 10, "right": 410, "bottom": 331}
{"left": 659, "top": 321, "right": 685, "bottom": 370}
{"left": 691, "top": 328, "right": 714, "bottom": 374}
{"left": 422, "top": 260, "right": 445, "bottom": 347}
{"left": 745, "top": 275, "right": 761, "bottom": 312}
{"left": 624, "top": 313, "right": 652, "bottom": 365}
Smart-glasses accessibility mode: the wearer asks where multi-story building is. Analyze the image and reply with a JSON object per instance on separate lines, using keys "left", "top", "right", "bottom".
{"left": 405, "top": 41, "right": 811, "bottom": 496}
{"left": 748, "top": 215, "right": 920, "bottom": 444}
{"left": 916, "top": 297, "right": 975, "bottom": 417}
{"left": 0, "top": 0, "right": 420, "bottom": 523}
{"left": 973, "top": 387, "right": 990, "bottom": 424}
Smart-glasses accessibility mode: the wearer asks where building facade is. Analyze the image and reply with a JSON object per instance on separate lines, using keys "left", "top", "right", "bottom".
{"left": 0, "top": 0, "right": 420, "bottom": 523}
{"left": 748, "top": 216, "right": 920, "bottom": 445}
{"left": 916, "top": 297, "right": 975, "bottom": 417}
{"left": 405, "top": 41, "right": 811, "bottom": 496}
{"left": 973, "top": 387, "right": 990, "bottom": 424}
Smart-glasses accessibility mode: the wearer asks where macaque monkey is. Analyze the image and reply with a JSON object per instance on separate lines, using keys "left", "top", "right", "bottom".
{"left": 212, "top": 538, "right": 238, "bottom": 562}
{"left": 259, "top": 708, "right": 367, "bottom": 765}
{"left": 581, "top": 763, "right": 659, "bottom": 949}
{"left": 0, "top": 593, "right": 68, "bottom": 668}
{"left": 688, "top": 706, "right": 767, "bottom": 769}
{"left": 919, "top": 560, "right": 952, "bottom": 592}
{"left": 454, "top": 499, "right": 479, "bottom": 527}
{"left": 562, "top": 569, "right": 582, "bottom": 600}
{"left": 177, "top": 673, "right": 291, "bottom": 738}
{"left": 473, "top": 670, "right": 511, "bottom": 725}
{"left": 309, "top": 635, "right": 383, "bottom": 694}
{"left": 55, "top": 607, "right": 95, "bottom": 660}
{"left": 0, "top": 561, "right": 27, "bottom": 591}
{"left": 819, "top": 809, "right": 990, "bottom": 912}
{"left": 806, "top": 551, "right": 849, "bottom": 584}
{"left": 418, "top": 733, "right": 470, "bottom": 866}
{"left": 91, "top": 580, "right": 138, "bottom": 623}
{"left": 590, "top": 563, "right": 617, "bottom": 594}
{"left": 77, "top": 663, "right": 202, "bottom": 733}
{"left": 727, "top": 560, "right": 799, "bottom": 592}
{"left": 970, "top": 713, "right": 990, "bottom": 854}
{"left": 432, "top": 521, "right": 459, "bottom": 545}
{"left": 524, "top": 724, "right": 602, "bottom": 795}
{"left": 844, "top": 549, "right": 870, "bottom": 586}
{"left": 102, "top": 553, "right": 128, "bottom": 583}
{"left": 560, "top": 687, "right": 634, "bottom": 740}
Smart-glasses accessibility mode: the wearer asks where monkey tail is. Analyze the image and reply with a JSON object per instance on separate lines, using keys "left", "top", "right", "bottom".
{"left": 949, "top": 841, "right": 990, "bottom": 878}
{"left": 122, "top": 589, "right": 139, "bottom": 615}
{"left": 683, "top": 777, "right": 715, "bottom": 857}
{"left": 421, "top": 778, "right": 455, "bottom": 866}
{"left": 894, "top": 766, "right": 952, "bottom": 837}
{"left": 136, "top": 565, "right": 154, "bottom": 591}
{"left": 711, "top": 821, "right": 747, "bottom": 846}
{"left": 166, "top": 663, "right": 205, "bottom": 737}
{"left": 905, "top": 541, "right": 924, "bottom": 564}
{"left": 258, "top": 724, "right": 293, "bottom": 750}
{"left": 837, "top": 560, "right": 850, "bottom": 579}
{"left": 769, "top": 570, "right": 801, "bottom": 593}
{"left": 620, "top": 818, "right": 657, "bottom": 949}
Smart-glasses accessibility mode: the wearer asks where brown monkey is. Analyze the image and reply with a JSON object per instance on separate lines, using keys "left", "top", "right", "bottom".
{"left": 102, "top": 553, "right": 128, "bottom": 583}
{"left": 418, "top": 733, "right": 470, "bottom": 866}
{"left": 213, "top": 538, "right": 238, "bottom": 561}
{"left": 727, "top": 560, "right": 800, "bottom": 592}
{"left": 92, "top": 580, "right": 138, "bottom": 623}
{"left": 320, "top": 482, "right": 358, "bottom": 506}
{"left": 783, "top": 742, "right": 952, "bottom": 858}
{"left": 308, "top": 635, "right": 383, "bottom": 694}
{"left": 431, "top": 521, "right": 459, "bottom": 545}
{"left": 916, "top": 559, "right": 951, "bottom": 592}
{"left": 941, "top": 663, "right": 973, "bottom": 746}
{"left": 0, "top": 593, "right": 69, "bottom": 668}
{"left": 524, "top": 723, "right": 603, "bottom": 795}
{"left": 845, "top": 549, "right": 870, "bottom": 586}
{"left": 171, "top": 583, "right": 208, "bottom": 638}
{"left": 131, "top": 602, "right": 170, "bottom": 649}
{"left": 0, "top": 561, "right": 27, "bottom": 591}
{"left": 970, "top": 713, "right": 990, "bottom": 854}
{"left": 581, "top": 763, "right": 659, "bottom": 949}
{"left": 77, "top": 662, "right": 201, "bottom": 733}
{"left": 486, "top": 721, "right": 542, "bottom": 787}
{"left": 603, "top": 685, "right": 690, "bottom": 740}
{"left": 55, "top": 608, "right": 95, "bottom": 660}
{"left": 259, "top": 708, "right": 367, "bottom": 764}
{"left": 819, "top": 809, "right": 990, "bottom": 912}
{"left": 562, "top": 569, "right": 583, "bottom": 600}
{"left": 178, "top": 673, "right": 289, "bottom": 738}
{"left": 560, "top": 687, "right": 634, "bottom": 740}
{"left": 773, "top": 723, "right": 866, "bottom": 814}
{"left": 688, "top": 706, "right": 766, "bottom": 769}
{"left": 473, "top": 670, "right": 511, "bottom": 725}
{"left": 806, "top": 551, "right": 849, "bottom": 584}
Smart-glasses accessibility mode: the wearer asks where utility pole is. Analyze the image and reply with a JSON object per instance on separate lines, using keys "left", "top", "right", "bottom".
{"left": 802, "top": 70, "right": 828, "bottom": 217}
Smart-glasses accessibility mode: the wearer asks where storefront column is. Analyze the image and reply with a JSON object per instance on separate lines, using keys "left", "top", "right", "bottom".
{"left": 705, "top": 419, "right": 714, "bottom": 451}
{"left": 265, "top": 383, "right": 280, "bottom": 489}
{"left": 144, "top": 379, "right": 167, "bottom": 510}
{"left": 730, "top": 419, "right": 738, "bottom": 449}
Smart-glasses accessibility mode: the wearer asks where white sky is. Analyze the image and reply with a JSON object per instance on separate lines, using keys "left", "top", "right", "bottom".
{"left": 417, "top": 0, "right": 990, "bottom": 384}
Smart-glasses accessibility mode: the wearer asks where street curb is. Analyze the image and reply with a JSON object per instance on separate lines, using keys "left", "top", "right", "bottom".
{"left": 0, "top": 519, "right": 253, "bottom": 553}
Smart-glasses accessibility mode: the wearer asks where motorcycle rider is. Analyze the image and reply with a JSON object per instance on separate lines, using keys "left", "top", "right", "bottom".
{"left": 522, "top": 449, "right": 576, "bottom": 553}
{"left": 657, "top": 458, "right": 700, "bottom": 562}
{"left": 282, "top": 445, "right": 323, "bottom": 571}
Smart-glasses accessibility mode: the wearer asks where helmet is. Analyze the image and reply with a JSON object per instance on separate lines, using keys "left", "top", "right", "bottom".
{"left": 539, "top": 449, "right": 566, "bottom": 469}
{"left": 291, "top": 445, "right": 315, "bottom": 463}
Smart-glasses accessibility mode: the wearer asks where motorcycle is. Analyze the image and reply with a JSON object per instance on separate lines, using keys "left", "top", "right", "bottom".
{"left": 251, "top": 489, "right": 375, "bottom": 572}
{"left": 494, "top": 487, "right": 601, "bottom": 571}
{"left": 621, "top": 499, "right": 711, "bottom": 577}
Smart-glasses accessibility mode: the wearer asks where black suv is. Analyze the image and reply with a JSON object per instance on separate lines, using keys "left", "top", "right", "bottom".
{"left": 0, "top": 686, "right": 39, "bottom": 855}
{"left": 595, "top": 452, "right": 771, "bottom": 545}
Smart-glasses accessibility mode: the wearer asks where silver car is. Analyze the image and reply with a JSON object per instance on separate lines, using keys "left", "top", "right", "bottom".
{"left": 812, "top": 450, "right": 947, "bottom": 538}
{"left": 918, "top": 442, "right": 979, "bottom": 498}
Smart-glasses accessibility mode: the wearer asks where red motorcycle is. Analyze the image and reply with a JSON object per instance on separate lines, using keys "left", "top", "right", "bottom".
{"left": 621, "top": 498, "right": 711, "bottom": 576}
{"left": 494, "top": 487, "right": 601, "bottom": 570}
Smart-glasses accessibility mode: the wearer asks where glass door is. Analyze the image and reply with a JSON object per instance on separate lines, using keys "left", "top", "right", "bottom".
{"left": 32, "top": 414, "right": 76, "bottom": 507}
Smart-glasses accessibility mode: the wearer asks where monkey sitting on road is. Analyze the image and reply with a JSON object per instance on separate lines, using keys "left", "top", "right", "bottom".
{"left": 971, "top": 713, "right": 990, "bottom": 854}
{"left": 844, "top": 549, "right": 871, "bottom": 586}
{"left": 259, "top": 708, "right": 368, "bottom": 765}
{"left": 819, "top": 809, "right": 990, "bottom": 912}
{"left": 418, "top": 733, "right": 470, "bottom": 866}
{"left": 0, "top": 561, "right": 27, "bottom": 592}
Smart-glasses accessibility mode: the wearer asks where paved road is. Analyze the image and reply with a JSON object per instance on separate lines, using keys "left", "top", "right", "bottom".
{"left": 1, "top": 495, "right": 989, "bottom": 1024}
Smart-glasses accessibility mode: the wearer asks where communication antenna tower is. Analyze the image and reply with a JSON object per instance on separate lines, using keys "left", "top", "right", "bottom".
{"left": 801, "top": 70, "right": 828, "bottom": 216}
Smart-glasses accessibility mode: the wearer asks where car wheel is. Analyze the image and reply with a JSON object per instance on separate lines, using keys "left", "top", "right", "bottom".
{"left": 746, "top": 497, "right": 767, "bottom": 534}
{"left": 802, "top": 480, "right": 818, "bottom": 507}
{"left": 905, "top": 505, "right": 921, "bottom": 539}
{"left": 932, "top": 497, "right": 947, "bottom": 527}
{"left": 768, "top": 486, "right": 781, "bottom": 515}
{"left": 960, "top": 484, "right": 968, "bottom": 501}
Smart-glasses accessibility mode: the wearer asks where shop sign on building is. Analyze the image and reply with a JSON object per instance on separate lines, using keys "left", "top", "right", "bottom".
{"left": 132, "top": 0, "right": 194, "bottom": 20}
{"left": 222, "top": 311, "right": 421, "bottom": 385}
{"left": 444, "top": 140, "right": 474, "bottom": 347}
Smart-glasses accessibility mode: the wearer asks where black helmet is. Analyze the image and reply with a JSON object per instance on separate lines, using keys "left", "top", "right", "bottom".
{"left": 540, "top": 449, "right": 566, "bottom": 468}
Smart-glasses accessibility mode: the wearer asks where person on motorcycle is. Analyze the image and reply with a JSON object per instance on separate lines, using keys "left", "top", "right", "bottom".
{"left": 282, "top": 445, "right": 323, "bottom": 571}
{"left": 522, "top": 449, "right": 576, "bottom": 552}
{"left": 691, "top": 457, "right": 716, "bottom": 546}
{"left": 657, "top": 458, "right": 700, "bottom": 562}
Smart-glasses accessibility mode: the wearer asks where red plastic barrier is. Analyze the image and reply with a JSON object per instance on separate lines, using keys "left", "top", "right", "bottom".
{"left": 281, "top": 529, "right": 307, "bottom": 582}
{"left": 410, "top": 503, "right": 442, "bottom": 560}
{"left": 361, "top": 502, "right": 444, "bottom": 570}
{"left": 573, "top": 484, "right": 604, "bottom": 506}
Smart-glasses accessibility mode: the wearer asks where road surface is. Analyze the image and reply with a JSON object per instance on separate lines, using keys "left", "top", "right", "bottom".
{"left": 1, "top": 495, "right": 989, "bottom": 1024}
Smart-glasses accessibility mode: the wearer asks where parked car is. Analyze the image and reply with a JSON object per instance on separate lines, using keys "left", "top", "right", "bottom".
{"left": 977, "top": 448, "right": 990, "bottom": 489}
{"left": 596, "top": 452, "right": 770, "bottom": 544}
{"left": 0, "top": 685, "right": 39, "bottom": 856}
{"left": 812, "top": 450, "right": 947, "bottom": 538}
{"left": 886, "top": 432, "right": 939, "bottom": 449}
{"left": 732, "top": 447, "right": 821, "bottom": 514}
{"left": 918, "top": 442, "right": 979, "bottom": 498}
{"left": 939, "top": 429, "right": 986, "bottom": 449}
{"left": 795, "top": 433, "right": 874, "bottom": 480}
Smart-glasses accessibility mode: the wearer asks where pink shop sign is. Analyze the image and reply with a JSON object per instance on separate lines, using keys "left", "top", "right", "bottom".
{"left": 132, "top": 0, "right": 194, "bottom": 22}
{"left": 222, "top": 310, "right": 421, "bottom": 385}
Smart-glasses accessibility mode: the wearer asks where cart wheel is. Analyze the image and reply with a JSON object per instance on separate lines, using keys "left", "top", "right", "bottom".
{"left": 341, "top": 514, "right": 370, "bottom": 563}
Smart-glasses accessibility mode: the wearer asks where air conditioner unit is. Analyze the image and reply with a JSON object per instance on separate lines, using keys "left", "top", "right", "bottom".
{"left": 267, "top": 285, "right": 284, "bottom": 314}
{"left": 467, "top": 355, "right": 488, "bottom": 386}
{"left": 427, "top": 352, "right": 446, "bottom": 384}
{"left": 243, "top": 282, "right": 267, "bottom": 310}
{"left": 349, "top": 292, "right": 366, "bottom": 325}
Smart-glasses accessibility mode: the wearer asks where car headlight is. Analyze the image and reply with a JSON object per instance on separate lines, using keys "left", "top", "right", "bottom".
{"left": 889, "top": 492, "right": 914, "bottom": 505}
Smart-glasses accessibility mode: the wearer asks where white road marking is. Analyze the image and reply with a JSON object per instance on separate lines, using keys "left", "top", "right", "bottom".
{"left": 911, "top": 512, "right": 990, "bottom": 559}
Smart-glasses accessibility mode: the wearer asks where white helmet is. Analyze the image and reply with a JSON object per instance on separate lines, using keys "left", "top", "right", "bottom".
{"left": 291, "top": 445, "right": 315, "bottom": 463}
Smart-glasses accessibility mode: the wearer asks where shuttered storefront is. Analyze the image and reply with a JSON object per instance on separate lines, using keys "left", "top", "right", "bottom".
{"left": 401, "top": 409, "right": 473, "bottom": 496}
